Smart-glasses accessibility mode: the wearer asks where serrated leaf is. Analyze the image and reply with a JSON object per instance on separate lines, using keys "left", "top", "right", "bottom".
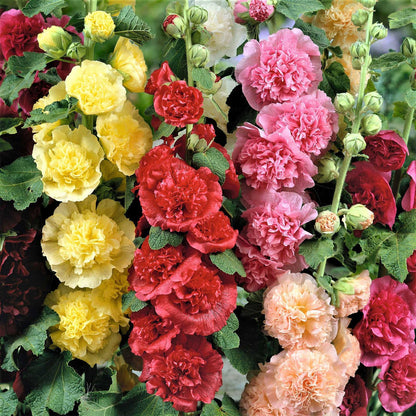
{"left": 192, "top": 147, "right": 229, "bottom": 185}
{"left": 192, "top": 67, "right": 214, "bottom": 90}
{"left": 212, "top": 313, "right": 240, "bottom": 350}
{"left": 221, "top": 395, "right": 240, "bottom": 416}
{"left": 393, "top": 101, "right": 409, "bottom": 119}
{"left": 22, "top": 0, "right": 65, "bottom": 16}
{"left": 370, "top": 52, "right": 406, "bottom": 71}
{"left": 0, "top": 117, "right": 23, "bottom": 136}
{"left": 389, "top": 8, "right": 416, "bottom": 29}
{"left": 298, "top": 238, "right": 334, "bottom": 269}
{"left": 210, "top": 249, "right": 246, "bottom": 277}
{"left": 0, "top": 73, "right": 36, "bottom": 106}
{"left": 23, "top": 351, "right": 84, "bottom": 416}
{"left": 113, "top": 6, "right": 153, "bottom": 46}
{"left": 121, "top": 291, "right": 147, "bottom": 313}
{"left": 276, "top": 0, "right": 324, "bottom": 20}
{"left": 153, "top": 121, "right": 175, "bottom": 141}
{"left": 0, "top": 156, "right": 43, "bottom": 210}
{"left": 224, "top": 347, "right": 258, "bottom": 375}
{"left": 2, "top": 307, "right": 59, "bottom": 372}
{"left": 0, "top": 389, "right": 18, "bottom": 416}
{"left": 293, "top": 20, "right": 330, "bottom": 50}
{"left": 397, "top": 209, "right": 416, "bottom": 234}
{"left": 7, "top": 52, "right": 47, "bottom": 76}
{"left": 405, "top": 90, "right": 416, "bottom": 109}
{"left": 164, "top": 38, "right": 187, "bottom": 80}
{"left": 148, "top": 226, "right": 184, "bottom": 250}
{"left": 319, "top": 62, "right": 350, "bottom": 99}
{"left": 201, "top": 396, "right": 239, "bottom": 416}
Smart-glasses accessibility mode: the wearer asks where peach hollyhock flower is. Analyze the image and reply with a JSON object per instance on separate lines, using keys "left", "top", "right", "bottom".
{"left": 32, "top": 125, "right": 104, "bottom": 202}
{"left": 96, "top": 100, "right": 153, "bottom": 175}
{"left": 45, "top": 284, "right": 126, "bottom": 367}
{"left": 65, "top": 60, "right": 126, "bottom": 115}
{"left": 110, "top": 36, "right": 147, "bottom": 93}
{"left": 336, "top": 270, "right": 372, "bottom": 317}
{"left": 41, "top": 195, "right": 135, "bottom": 289}
{"left": 263, "top": 272, "right": 337, "bottom": 349}
{"left": 263, "top": 344, "right": 348, "bottom": 416}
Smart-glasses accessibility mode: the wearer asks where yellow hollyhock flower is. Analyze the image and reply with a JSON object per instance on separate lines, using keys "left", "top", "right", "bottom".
{"left": 84, "top": 10, "right": 115, "bottom": 43}
{"left": 65, "top": 60, "right": 126, "bottom": 115}
{"left": 42, "top": 195, "right": 135, "bottom": 289}
{"left": 96, "top": 100, "right": 153, "bottom": 175}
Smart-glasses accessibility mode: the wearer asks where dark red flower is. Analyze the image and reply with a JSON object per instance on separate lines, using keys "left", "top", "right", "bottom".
{"left": 340, "top": 375, "right": 371, "bottom": 416}
{"left": 0, "top": 200, "right": 21, "bottom": 234}
{"left": 140, "top": 334, "right": 223, "bottom": 412}
{"left": 145, "top": 61, "right": 175, "bottom": 95}
{"left": 18, "top": 75, "right": 51, "bottom": 115}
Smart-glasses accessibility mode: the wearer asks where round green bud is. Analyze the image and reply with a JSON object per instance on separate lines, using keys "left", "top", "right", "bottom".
{"left": 334, "top": 92, "right": 355, "bottom": 113}
{"left": 350, "top": 41, "right": 369, "bottom": 59}
{"left": 191, "top": 26, "right": 212, "bottom": 45}
{"left": 361, "top": 114, "right": 382, "bottom": 135}
{"left": 343, "top": 133, "right": 366, "bottom": 155}
{"left": 187, "top": 134, "right": 200, "bottom": 151}
{"left": 194, "top": 138, "right": 208, "bottom": 153}
{"left": 314, "top": 154, "right": 341, "bottom": 183}
{"left": 315, "top": 210, "right": 341, "bottom": 236}
{"left": 359, "top": 0, "right": 376, "bottom": 8}
{"left": 196, "top": 71, "right": 222, "bottom": 95}
{"left": 342, "top": 204, "right": 374, "bottom": 231}
{"left": 370, "top": 23, "right": 388, "bottom": 40}
{"left": 66, "top": 42, "right": 86, "bottom": 60}
{"left": 37, "top": 26, "right": 72, "bottom": 59}
{"left": 351, "top": 57, "right": 363, "bottom": 70}
{"left": 188, "top": 5, "right": 208, "bottom": 24}
{"left": 363, "top": 91, "right": 383, "bottom": 112}
{"left": 401, "top": 37, "right": 416, "bottom": 59}
{"left": 189, "top": 44, "right": 210, "bottom": 68}
{"left": 351, "top": 9, "right": 369, "bottom": 26}
{"left": 163, "top": 14, "right": 186, "bottom": 39}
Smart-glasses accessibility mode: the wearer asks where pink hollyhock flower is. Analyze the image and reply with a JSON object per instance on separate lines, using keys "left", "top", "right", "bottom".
{"left": 233, "top": 123, "right": 317, "bottom": 192}
{"left": 340, "top": 375, "right": 371, "bottom": 416}
{"left": 128, "top": 306, "right": 180, "bottom": 356}
{"left": 233, "top": 0, "right": 249, "bottom": 24}
{"left": 353, "top": 275, "right": 416, "bottom": 367}
{"left": 257, "top": 90, "right": 339, "bottom": 158}
{"left": 378, "top": 343, "right": 416, "bottom": 412}
{"left": 407, "top": 251, "right": 416, "bottom": 287}
{"left": 249, "top": 0, "right": 274, "bottom": 22}
{"left": 241, "top": 191, "right": 317, "bottom": 271}
{"left": 402, "top": 161, "right": 416, "bottom": 211}
{"left": 153, "top": 262, "right": 237, "bottom": 336}
{"left": 0, "top": 9, "right": 45, "bottom": 60}
{"left": 363, "top": 130, "right": 408, "bottom": 172}
{"left": 235, "top": 28, "right": 322, "bottom": 110}
{"left": 346, "top": 161, "right": 396, "bottom": 228}
{"left": 140, "top": 334, "right": 223, "bottom": 412}
{"left": 145, "top": 61, "right": 175, "bottom": 95}
{"left": 128, "top": 237, "right": 201, "bottom": 301}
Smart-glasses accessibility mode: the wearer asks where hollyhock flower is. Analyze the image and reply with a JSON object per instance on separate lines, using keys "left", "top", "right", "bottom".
{"left": 378, "top": 343, "right": 416, "bottom": 412}
{"left": 128, "top": 237, "right": 201, "bottom": 301}
{"left": 263, "top": 272, "right": 337, "bottom": 349}
{"left": 235, "top": 28, "right": 322, "bottom": 110}
{"left": 65, "top": 60, "right": 126, "bottom": 115}
{"left": 129, "top": 306, "right": 180, "bottom": 356}
{"left": 42, "top": 195, "right": 135, "bottom": 289}
{"left": 353, "top": 275, "right": 416, "bottom": 367}
{"left": 0, "top": 9, "right": 45, "bottom": 60}
{"left": 263, "top": 344, "right": 348, "bottom": 416}
{"left": 241, "top": 191, "right": 317, "bottom": 271}
{"left": 145, "top": 61, "right": 175, "bottom": 95}
{"left": 153, "top": 261, "right": 237, "bottom": 336}
{"left": 84, "top": 11, "right": 115, "bottom": 43}
{"left": 137, "top": 148, "right": 223, "bottom": 232}
{"left": 363, "top": 130, "right": 408, "bottom": 172}
{"left": 257, "top": 90, "right": 339, "bottom": 158}
{"left": 346, "top": 161, "right": 396, "bottom": 228}
{"left": 407, "top": 250, "right": 416, "bottom": 280}
{"left": 233, "top": 123, "right": 317, "bottom": 192}
{"left": 154, "top": 80, "right": 204, "bottom": 127}
{"left": 140, "top": 334, "right": 223, "bottom": 412}
{"left": 234, "top": 0, "right": 274, "bottom": 24}
{"left": 340, "top": 375, "right": 371, "bottom": 416}
{"left": 402, "top": 161, "right": 416, "bottom": 211}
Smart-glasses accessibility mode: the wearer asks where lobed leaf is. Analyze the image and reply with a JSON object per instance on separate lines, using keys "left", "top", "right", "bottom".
{"left": 148, "top": 226, "right": 184, "bottom": 250}
{"left": 192, "top": 147, "right": 230, "bottom": 185}
{"left": 121, "top": 291, "right": 147, "bottom": 313}
{"left": 22, "top": 0, "right": 65, "bottom": 16}
{"left": 211, "top": 313, "right": 240, "bottom": 350}
{"left": 209, "top": 249, "right": 246, "bottom": 277}
{"left": 276, "top": 0, "right": 324, "bottom": 20}
{"left": 298, "top": 238, "right": 334, "bottom": 269}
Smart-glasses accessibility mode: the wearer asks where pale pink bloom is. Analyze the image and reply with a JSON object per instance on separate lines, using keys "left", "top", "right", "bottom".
{"left": 233, "top": 123, "right": 317, "bottom": 192}
{"left": 263, "top": 344, "right": 348, "bottom": 416}
{"left": 263, "top": 272, "right": 337, "bottom": 349}
{"left": 235, "top": 28, "right": 322, "bottom": 110}
{"left": 257, "top": 90, "right": 339, "bottom": 158}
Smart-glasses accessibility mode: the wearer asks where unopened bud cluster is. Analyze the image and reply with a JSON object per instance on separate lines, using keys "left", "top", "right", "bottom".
{"left": 340, "top": 204, "right": 374, "bottom": 231}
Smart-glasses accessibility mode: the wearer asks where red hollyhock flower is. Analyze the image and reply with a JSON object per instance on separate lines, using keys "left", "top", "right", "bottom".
{"left": 186, "top": 211, "right": 238, "bottom": 254}
{"left": 353, "top": 275, "right": 416, "bottom": 367}
{"left": 363, "top": 130, "right": 408, "bottom": 172}
{"left": 140, "top": 334, "right": 223, "bottom": 412}
{"left": 192, "top": 123, "right": 216, "bottom": 143}
{"left": 0, "top": 9, "right": 45, "bottom": 60}
{"left": 153, "top": 261, "right": 237, "bottom": 336}
{"left": 346, "top": 161, "right": 396, "bottom": 228}
{"left": 402, "top": 161, "right": 416, "bottom": 212}
{"left": 154, "top": 80, "right": 204, "bottom": 127}
{"left": 129, "top": 306, "right": 180, "bottom": 356}
{"left": 340, "top": 375, "right": 371, "bottom": 416}
{"left": 145, "top": 61, "right": 175, "bottom": 95}
{"left": 128, "top": 237, "right": 201, "bottom": 301}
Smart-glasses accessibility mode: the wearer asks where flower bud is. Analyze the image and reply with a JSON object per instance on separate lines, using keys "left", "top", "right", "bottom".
{"left": 370, "top": 23, "right": 387, "bottom": 40}
{"left": 361, "top": 114, "right": 382, "bottom": 135}
{"left": 163, "top": 14, "right": 186, "bottom": 39}
{"left": 363, "top": 91, "right": 383, "bottom": 112}
{"left": 84, "top": 10, "right": 115, "bottom": 43}
{"left": 359, "top": 0, "right": 376, "bottom": 8}
{"left": 342, "top": 204, "right": 374, "bottom": 231}
{"left": 194, "top": 138, "right": 208, "bottom": 153}
{"left": 401, "top": 37, "right": 416, "bottom": 58}
{"left": 187, "top": 133, "right": 201, "bottom": 151}
{"left": 315, "top": 210, "right": 341, "bottom": 236}
{"left": 196, "top": 71, "right": 222, "bottom": 95}
{"left": 351, "top": 57, "right": 363, "bottom": 70}
{"left": 188, "top": 5, "right": 208, "bottom": 24}
{"left": 334, "top": 92, "right": 355, "bottom": 113}
{"left": 343, "top": 133, "right": 366, "bottom": 155}
{"left": 351, "top": 9, "right": 369, "bottom": 26}
{"left": 189, "top": 44, "right": 210, "bottom": 68}
{"left": 314, "top": 154, "right": 341, "bottom": 183}
{"left": 37, "top": 26, "right": 72, "bottom": 59}
{"left": 350, "top": 41, "right": 369, "bottom": 59}
{"left": 66, "top": 42, "right": 86, "bottom": 60}
{"left": 191, "top": 26, "right": 212, "bottom": 45}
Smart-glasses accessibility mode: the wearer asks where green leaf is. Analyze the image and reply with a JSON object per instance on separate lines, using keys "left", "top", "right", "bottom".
{"left": 0, "top": 138, "right": 12, "bottom": 151}
{"left": 389, "top": 8, "right": 416, "bottom": 29}
{"left": 125, "top": 175, "right": 136, "bottom": 210}
{"left": 397, "top": 209, "right": 416, "bottom": 234}
{"left": 319, "top": 62, "right": 350, "bottom": 99}
{"left": 370, "top": 52, "right": 406, "bottom": 71}
{"left": 276, "top": 0, "right": 324, "bottom": 20}
{"left": 0, "top": 118, "right": 23, "bottom": 136}
{"left": 224, "top": 347, "right": 258, "bottom": 375}
{"left": 298, "top": 238, "right": 334, "bottom": 269}
{"left": 22, "top": 0, "right": 65, "bottom": 16}
{"left": 209, "top": 249, "right": 246, "bottom": 277}
{"left": 121, "top": 291, "right": 147, "bottom": 313}
{"left": 405, "top": 90, "right": 416, "bottom": 109}
{"left": 393, "top": 101, "right": 408, "bottom": 119}
{"left": 0, "top": 156, "right": 43, "bottom": 210}
{"left": 192, "top": 67, "right": 214, "bottom": 90}
{"left": 192, "top": 147, "right": 230, "bottom": 185}
{"left": 221, "top": 395, "right": 240, "bottom": 416}
{"left": 0, "top": 389, "right": 19, "bottom": 416}
{"left": 148, "top": 226, "right": 184, "bottom": 250}
{"left": 2, "top": 307, "right": 59, "bottom": 372}
{"left": 23, "top": 97, "right": 78, "bottom": 128}
{"left": 211, "top": 313, "right": 240, "bottom": 350}
{"left": 23, "top": 351, "right": 84, "bottom": 416}
{"left": 38, "top": 68, "right": 62, "bottom": 85}
{"left": 0, "top": 73, "right": 36, "bottom": 106}
{"left": 113, "top": 6, "right": 153, "bottom": 46}
{"left": 7, "top": 52, "right": 47, "bottom": 76}
{"left": 153, "top": 121, "right": 175, "bottom": 141}
{"left": 201, "top": 395, "right": 239, "bottom": 416}
{"left": 293, "top": 20, "right": 330, "bottom": 50}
